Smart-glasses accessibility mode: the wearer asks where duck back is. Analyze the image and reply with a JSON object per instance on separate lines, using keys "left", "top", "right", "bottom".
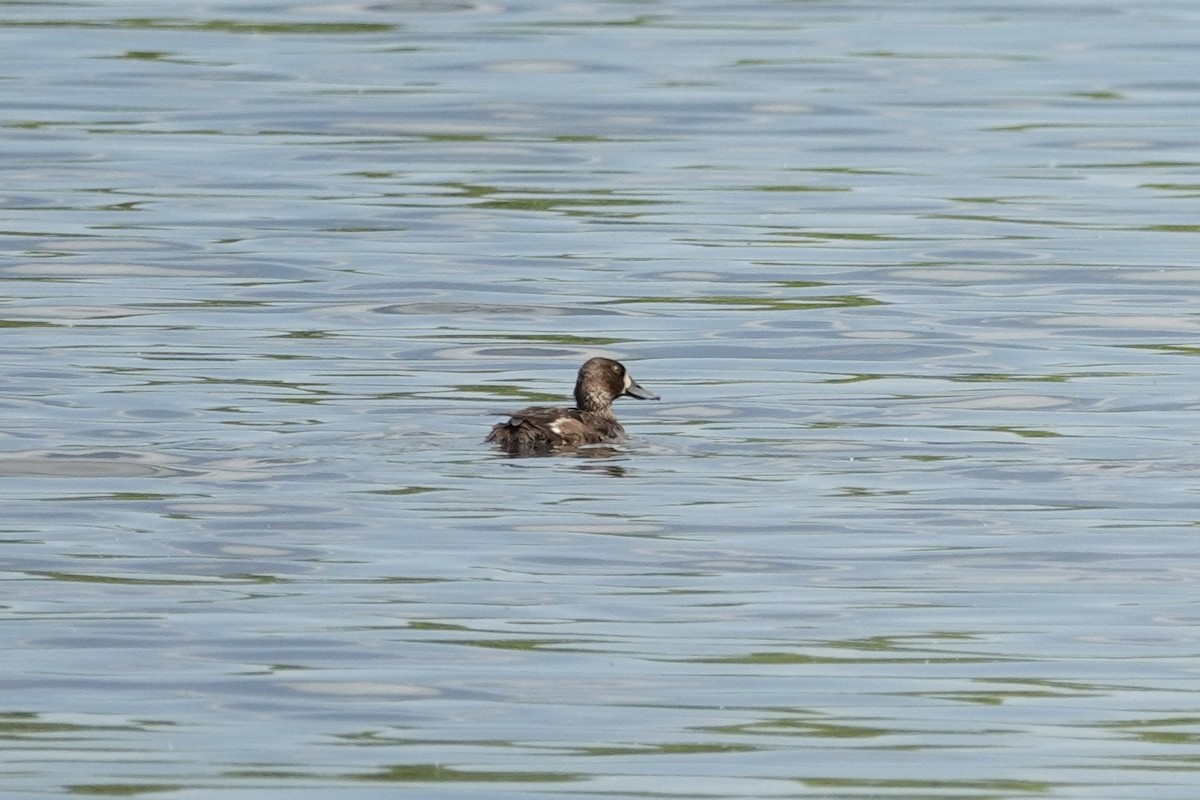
{"left": 486, "top": 407, "right": 625, "bottom": 456}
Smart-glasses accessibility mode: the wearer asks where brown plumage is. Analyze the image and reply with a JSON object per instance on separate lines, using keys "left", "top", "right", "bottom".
{"left": 486, "top": 357, "right": 659, "bottom": 456}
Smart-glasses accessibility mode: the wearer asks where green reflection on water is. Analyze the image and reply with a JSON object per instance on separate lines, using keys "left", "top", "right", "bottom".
{"left": 538, "top": 15, "right": 659, "bottom": 28}
{"left": 8, "top": 18, "right": 395, "bottom": 34}
{"left": 1102, "top": 716, "right": 1200, "bottom": 746}
{"left": 67, "top": 784, "right": 184, "bottom": 796}
{"left": 953, "top": 425, "right": 1061, "bottom": 439}
{"left": 476, "top": 196, "right": 661, "bottom": 215}
{"left": 766, "top": 230, "right": 910, "bottom": 242}
{"left": 690, "top": 651, "right": 1000, "bottom": 665}
{"left": 424, "top": 333, "right": 627, "bottom": 345}
{"left": 367, "top": 486, "right": 449, "bottom": 496}
{"left": 441, "top": 182, "right": 664, "bottom": 217}
{"left": 0, "top": 319, "right": 55, "bottom": 328}
{"left": 0, "top": 712, "right": 114, "bottom": 736}
{"left": 224, "top": 769, "right": 313, "bottom": 779}
{"left": 837, "top": 486, "right": 910, "bottom": 497}
{"left": 920, "top": 689, "right": 1086, "bottom": 706}
{"left": 578, "top": 742, "right": 759, "bottom": 755}
{"left": 407, "top": 621, "right": 469, "bottom": 631}
{"left": 693, "top": 633, "right": 1005, "bottom": 666}
{"left": 704, "top": 717, "right": 888, "bottom": 740}
{"left": 803, "top": 777, "right": 1052, "bottom": 793}
{"left": 910, "top": 677, "right": 1111, "bottom": 707}
{"left": 53, "top": 492, "right": 185, "bottom": 502}
{"left": 452, "top": 638, "right": 589, "bottom": 652}
{"left": 1142, "top": 183, "right": 1200, "bottom": 194}
{"left": 0, "top": 711, "right": 173, "bottom": 738}
{"left": 273, "top": 330, "right": 337, "bottom": 339}
{"left": 1122, "top": 344, "right": 1200, "bottom": 356}
{"left": 423, "top": 133, "right": 489, "bottom": 142}
{"left": 949, "top": 372, "right": 1067, "bottom": 383}
{"left": 350, "top": 764, "right": 581, "bottom": 783}
{"left": 1077, "top": 160, "right": 1200, "bottom": 169}
{"left": 1145, "top": 224, "right": 1200, "bottom": 233}
{"left": 927, "top": 212, "right": 1088, "bottom": 228}
{"left": 28, "top": 571, "right": 275, "bottom": 586}
{"left": 950, "top": 370, "right": 1134, "bottom": 382}
{"left": 608, "top": 294, "right": 882, "bottom": 310}
{"left": 112, "top": 50, "right": 167, "bottom": 60}
{"left": 135, "top": 299, "right": 266, "bottom": 309}
{"left": 459, "top": 384, "right": 562, "bottom": 402}
{"left": 756, "top": 184, "right": 850, "bottom": 193}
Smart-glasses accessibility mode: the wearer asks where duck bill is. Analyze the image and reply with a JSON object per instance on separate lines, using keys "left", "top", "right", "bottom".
{"left": 624, "top": 378, "right": 660, "bottom": 401}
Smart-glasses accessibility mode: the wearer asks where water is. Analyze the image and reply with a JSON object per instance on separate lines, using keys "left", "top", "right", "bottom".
{"left": 3, "top": 1, "right": 1200, "bottom": 797}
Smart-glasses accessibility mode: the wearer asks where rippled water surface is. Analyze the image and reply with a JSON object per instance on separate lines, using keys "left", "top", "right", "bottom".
{"left": 4, "top": 1, "right": 1200, "bottom": 797}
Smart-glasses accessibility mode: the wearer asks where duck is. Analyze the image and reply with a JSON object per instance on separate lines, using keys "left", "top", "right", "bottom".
{"left": 487, "top": 357, "right": 659, "bottom": 456}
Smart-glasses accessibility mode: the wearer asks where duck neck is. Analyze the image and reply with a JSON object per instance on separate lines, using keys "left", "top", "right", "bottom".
{"left": 575, "top": 388, "right": 614, "bottom": 417}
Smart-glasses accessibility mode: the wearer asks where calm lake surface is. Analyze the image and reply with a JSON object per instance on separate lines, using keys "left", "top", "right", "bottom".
{"left": 3, "top": 1, "right": 1200, "bottom": 797}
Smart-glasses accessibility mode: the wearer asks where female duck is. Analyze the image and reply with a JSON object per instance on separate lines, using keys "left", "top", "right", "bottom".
{"left": 487, "top": 357, "right": 659, "bottom": 455}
